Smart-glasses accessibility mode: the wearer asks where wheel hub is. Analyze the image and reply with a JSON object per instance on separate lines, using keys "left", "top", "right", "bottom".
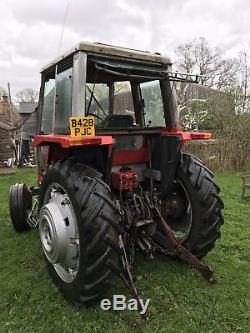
{"left": 161, "top": 181, "right": 192, "bottom": 241}
{"left": 39, "top": 189, "right": 79, "bottom": 283}
{"left": 39, "top": 202, "right": 68, "bottom": 264}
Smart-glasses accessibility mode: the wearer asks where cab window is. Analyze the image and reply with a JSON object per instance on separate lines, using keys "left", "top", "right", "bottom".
{"left": 54, "top": 67, "right": 73, "bottom": 134}
{"left": 41, "top": 78, "right": 55, "bottom": 134}
{"left": 140, "top": 80, "right": 165, "bottom": 127}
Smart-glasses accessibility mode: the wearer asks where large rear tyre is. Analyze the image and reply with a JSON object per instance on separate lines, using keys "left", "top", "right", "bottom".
{"left": 154, "top": 153, "right": 224, "bottom": 259}
{"left": 39, "top": 160, "right": 120, "bottom": 305}
{"left": 9, "top": 183, "right": 32, "bottom": 232}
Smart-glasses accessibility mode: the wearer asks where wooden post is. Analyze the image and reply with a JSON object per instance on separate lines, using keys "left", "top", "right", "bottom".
{"left": 7, "top": 82, "right": 14, "bottom": 125}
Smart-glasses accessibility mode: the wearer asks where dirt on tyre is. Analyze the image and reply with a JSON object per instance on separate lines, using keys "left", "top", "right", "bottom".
{"left": 38, "top": 159, "right": 120, "bottom": 306}
{"left": 154, "top": 153, "right": 224, "bottom": 259}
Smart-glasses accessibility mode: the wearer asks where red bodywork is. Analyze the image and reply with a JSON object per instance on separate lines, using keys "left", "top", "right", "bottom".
{"left": 111, "top": 169, "right": 138, "bottom": 191}
{"left": 33, "top": 135, "right": 113, "bottom": 149}
{"left": 33, "top": 130, "right": 211, "bottom": 168}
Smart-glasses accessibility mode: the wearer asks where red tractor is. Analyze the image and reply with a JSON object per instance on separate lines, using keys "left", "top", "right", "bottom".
{"left": 9, "top": 42, "right": 223, "bottom": 311}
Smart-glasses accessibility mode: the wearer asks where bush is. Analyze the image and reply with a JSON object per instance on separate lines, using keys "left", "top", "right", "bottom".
{"left": 186, "top": 114, "right": 250, "bottom": 171}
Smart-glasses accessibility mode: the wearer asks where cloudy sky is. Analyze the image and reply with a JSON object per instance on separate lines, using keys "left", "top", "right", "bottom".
{"left": 0, "top": 0, "right": 249, "bottom": 97}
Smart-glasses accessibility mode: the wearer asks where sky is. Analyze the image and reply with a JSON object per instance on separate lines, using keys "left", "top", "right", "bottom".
{"left": 0, "top": 0, "right": 249, "bottom": 98}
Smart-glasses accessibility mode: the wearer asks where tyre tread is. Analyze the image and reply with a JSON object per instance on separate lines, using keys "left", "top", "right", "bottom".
{"left": 39, "top": 160, "right": 120, "bottom": 305}
{"left": 155, "top": 153, "right": 224, "bottom": 259}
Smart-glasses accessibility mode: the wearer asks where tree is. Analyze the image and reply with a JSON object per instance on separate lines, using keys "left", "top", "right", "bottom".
{"left": 16, "top": 88, "right": 38, "bottom": 102}
{"left": 175, "top": 42, "right": 196, "bottom": 74}
{"left": 174, "top": 37, "right": 249, "bottom": 130}
{"left": 175, "top": 38, "right": 250, "bottom": 170}
{"left": 175, "top": 37, "right": 239, "bottom": 91}
{"left": 233, "top": 51, "right": 250, "bottom": 114}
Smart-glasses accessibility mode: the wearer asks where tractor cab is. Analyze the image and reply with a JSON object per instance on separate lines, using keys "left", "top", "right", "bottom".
{"left": 38, "top": 42, "right": 176, "bottom": 134}
{"left": 34, "top": 42, "right": 204, "bottom": 182}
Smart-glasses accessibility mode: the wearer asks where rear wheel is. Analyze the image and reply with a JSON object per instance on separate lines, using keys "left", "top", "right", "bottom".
{"left": 154, "top": 153, "right": 224, "bottom": 259}
{"left": 39, "top": 160, "right": 120, "bottom": 305}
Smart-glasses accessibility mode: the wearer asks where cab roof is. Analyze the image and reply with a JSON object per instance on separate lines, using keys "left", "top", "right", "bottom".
{"left": 41, "top": 41, "right": 172, "bottom": 73}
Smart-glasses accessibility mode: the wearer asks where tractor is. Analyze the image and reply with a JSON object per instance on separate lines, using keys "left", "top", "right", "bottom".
{"left": 9, "top": 42, "right": 224, "bottom": 314}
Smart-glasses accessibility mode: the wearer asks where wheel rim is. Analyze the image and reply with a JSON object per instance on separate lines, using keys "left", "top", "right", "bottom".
{"left": 163, "top": 180, "right": 193, "bottom": 242}
{"left": 39, "top": 183, "right": 80, "bottom": 283}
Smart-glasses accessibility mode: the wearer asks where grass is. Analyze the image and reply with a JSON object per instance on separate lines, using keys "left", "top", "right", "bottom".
{"left": 0, "top": 169, "right": 250, "bottom": 333}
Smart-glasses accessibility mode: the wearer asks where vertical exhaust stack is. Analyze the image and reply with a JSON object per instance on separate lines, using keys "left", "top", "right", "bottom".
{"left": 161, "top": 80, "right": 180, "bottom": 129}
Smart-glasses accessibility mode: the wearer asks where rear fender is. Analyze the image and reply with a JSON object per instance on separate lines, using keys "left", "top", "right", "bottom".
{"left": 33, "top": 134, "right": 113, "bottom": 182}
{"left": 151, "top": 136, "right": 181, "bottom": 197}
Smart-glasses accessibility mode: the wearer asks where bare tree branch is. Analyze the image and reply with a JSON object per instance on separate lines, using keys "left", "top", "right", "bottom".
{"left": 16, "top": 88, "right": 38, "bottom": 102}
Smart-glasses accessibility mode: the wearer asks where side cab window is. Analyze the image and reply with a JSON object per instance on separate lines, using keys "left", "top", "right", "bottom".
{"left": 41, "top": 77, "right": 55, "bottom": 134}
{"left": 54, "top": 67, "right": 73, "bottom": 134}
{"left": 41, "top": 64, "right": 73, "bottom": 135}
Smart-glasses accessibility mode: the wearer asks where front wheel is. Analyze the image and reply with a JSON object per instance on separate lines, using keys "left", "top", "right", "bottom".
{"left": 9, "top": 183, "right": 32, "bottom": 232}
{"left": 154, "top": 153, "right": 224, "bottom": 259}
{"left": 38, "top": 160, "right": 120, "bottom": 305}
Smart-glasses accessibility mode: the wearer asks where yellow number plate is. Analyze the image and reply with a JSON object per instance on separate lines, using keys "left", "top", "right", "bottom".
{"left": 70, "top": 116, "right": 95, "bottom": 138}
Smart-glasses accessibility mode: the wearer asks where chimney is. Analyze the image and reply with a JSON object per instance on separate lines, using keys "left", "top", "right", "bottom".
{"left": 2, "top": 94, "right": 8, "bottom": 103}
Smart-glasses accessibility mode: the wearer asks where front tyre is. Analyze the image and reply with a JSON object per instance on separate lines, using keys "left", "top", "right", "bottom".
{"left": 9, "top": 183, "right": 32, "bottom": 232}
{"left": 39, "top": 160, "right": 120, "bottom": 305}
{"left": 154, "top": 153, "right": 224, "bottom": 259}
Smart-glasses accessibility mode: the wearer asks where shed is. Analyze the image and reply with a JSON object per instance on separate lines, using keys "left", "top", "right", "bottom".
{"left": 0, "top": 122, "right": 15, "bottom": 163}
{"left": 18, "top": 102, "right": 38, "bottom": 137}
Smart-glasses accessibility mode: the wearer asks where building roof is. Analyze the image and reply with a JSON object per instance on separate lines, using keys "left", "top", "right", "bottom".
{"left": 42, "top": 41, "right": 172, "bottom": 72}
{"left": 0, "top": 121, "right": 16, "bottom": 131}
{"left": 19, "top": 102, "right": 38, "bottom": 114}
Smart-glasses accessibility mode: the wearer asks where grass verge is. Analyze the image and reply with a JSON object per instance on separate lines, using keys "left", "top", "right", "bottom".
{"left": 0, "top": 169, "right": 249, "bottom": 332}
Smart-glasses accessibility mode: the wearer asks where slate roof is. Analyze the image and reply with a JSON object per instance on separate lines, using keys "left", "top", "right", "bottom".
{"left": 19, "top": 102, "right": 38, "bottom": 114}
{"left": 0, "top": 122, "right": 16, "bottom": 131}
